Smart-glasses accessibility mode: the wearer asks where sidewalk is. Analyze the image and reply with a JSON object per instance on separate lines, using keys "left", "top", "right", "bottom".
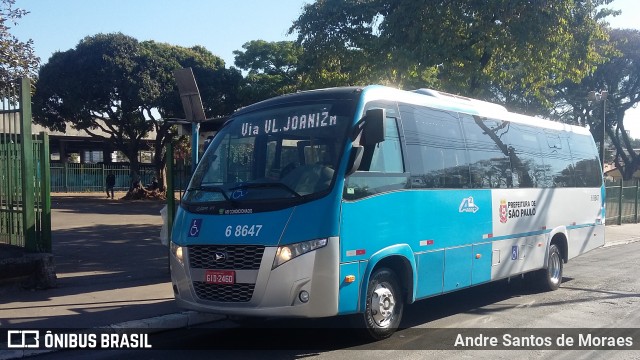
{"left": 1, "top": 195, "right": 640, "bottom": 346}
{"left": 0, "top": 193, "right": 222, "bottom": 333}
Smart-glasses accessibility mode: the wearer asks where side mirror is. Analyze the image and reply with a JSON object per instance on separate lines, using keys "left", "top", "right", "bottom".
{"left": 362, "top": 108, "right": 386, "bottom": 146}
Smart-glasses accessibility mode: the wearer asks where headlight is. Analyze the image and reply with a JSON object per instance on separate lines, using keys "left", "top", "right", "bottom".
{"left": 171, "top": 242, "right": 185, "bottom": 266}
{"left": 273, "top": 238, "right": 328, "bottom": 269}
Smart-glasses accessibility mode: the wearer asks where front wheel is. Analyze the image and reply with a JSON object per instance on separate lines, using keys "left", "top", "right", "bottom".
{"left": 536, "top": 243, "right": 563, "bottom": 291}
{"left": 353, "top": 268, "right": 404, "bottom": 340}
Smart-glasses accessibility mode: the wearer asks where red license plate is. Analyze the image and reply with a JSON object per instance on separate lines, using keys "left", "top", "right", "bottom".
{"left": 205, "top": 270, "right": 235, "bottom": 285}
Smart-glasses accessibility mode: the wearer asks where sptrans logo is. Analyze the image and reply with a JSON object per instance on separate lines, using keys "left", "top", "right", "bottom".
{"left": 499, "top": 199, "right": 508, "bottom": 223}
{"left": 459, "top": 197, "right": 479, "bottom": 213}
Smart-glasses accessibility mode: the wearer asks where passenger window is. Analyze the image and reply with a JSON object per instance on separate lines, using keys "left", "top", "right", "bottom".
{"left": 505, "top": 123, "right": 545, "bottom": 188}
{"left": 344, "top": 107, "right": 409, "bottom": 200}
{"left": 569, "top": 132, "right": 602, "bottom": 187}
{"left": 400, "top": 104, "right": 469, "bottom": 188}
{"left": 540, "top": 131, "right": 574, "bottom": 187}
{"left": 460, "top": 115, "right": 511, "bottom": 188}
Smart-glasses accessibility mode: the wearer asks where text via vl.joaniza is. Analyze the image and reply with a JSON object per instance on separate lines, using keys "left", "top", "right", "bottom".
{"left": 241, "top": 112, "right": 337, "bottom": 137}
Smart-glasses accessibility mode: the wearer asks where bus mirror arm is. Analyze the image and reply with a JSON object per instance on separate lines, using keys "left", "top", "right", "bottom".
{"left": 346, "top": 146, "right": 364, "bottom": 177}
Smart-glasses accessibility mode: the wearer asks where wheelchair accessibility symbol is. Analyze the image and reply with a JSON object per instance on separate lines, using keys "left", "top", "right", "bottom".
{"left": 188, "top": 219, "right": 203, "bottom": 237}
{"left": 231, "top": 189, "right": 247, "bottom": 200}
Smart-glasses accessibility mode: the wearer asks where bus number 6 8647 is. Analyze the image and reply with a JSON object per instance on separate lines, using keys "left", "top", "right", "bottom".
{"left": 225, "top": 225, "right": 263, "bottom": 237}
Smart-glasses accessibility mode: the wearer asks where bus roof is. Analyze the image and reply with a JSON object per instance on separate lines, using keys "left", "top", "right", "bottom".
{"left": 231, "top": 85, "right": 590, "bottom": 136}
{"left": 360, "top": 85, "right": 590, "bottom": 136}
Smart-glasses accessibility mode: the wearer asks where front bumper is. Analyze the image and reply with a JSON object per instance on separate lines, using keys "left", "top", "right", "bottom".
{"left": 171, "top": 237, "right": 340, "bottom": 318}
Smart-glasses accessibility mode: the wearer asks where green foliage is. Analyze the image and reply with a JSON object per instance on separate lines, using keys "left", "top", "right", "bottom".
{"left": 139, "top": 41, "right": 242, "bottom": 120}
{"left": 33, "top": 33, "right": 242, "bottom": 184}
{"left": 234, "top": 40, "right": 302, "bottom": 76}
{"left": 290, "top": 0, "right": 616, "bottom": 108}
{"left": 233, "top": 40, "right": 304, "bottom": 104}
{"left": 0, "top": 0, "right": 39, "bottom": 84}
{"left": 553, "top": 28, "right": 640, "bottom": 180}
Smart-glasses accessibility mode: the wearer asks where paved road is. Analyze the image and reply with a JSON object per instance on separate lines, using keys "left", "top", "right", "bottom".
{"left": 25, "top": 235, "right": 640, "bottom": 360}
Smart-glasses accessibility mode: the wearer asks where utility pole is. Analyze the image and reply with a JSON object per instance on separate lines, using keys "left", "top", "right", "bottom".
{"left": 174, "top": 68, "right": 207, "bottom": 173}
{"left": 588, "top": 90, "right": 608, "bottom": 169}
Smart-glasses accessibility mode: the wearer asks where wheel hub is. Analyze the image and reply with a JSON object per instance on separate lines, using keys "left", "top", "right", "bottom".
{"left": 371, "top": 284, "right": 395, "bottom": 327}
{"left": 549, "top": 252, "right": 561, "bottom": 285}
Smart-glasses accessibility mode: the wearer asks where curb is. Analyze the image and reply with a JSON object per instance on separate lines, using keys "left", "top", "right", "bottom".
{"left": 602, "top": 237, "right": 640, "bottom": 248}
{"left": 0, "top": 312, "right": 225, "bottom": 359}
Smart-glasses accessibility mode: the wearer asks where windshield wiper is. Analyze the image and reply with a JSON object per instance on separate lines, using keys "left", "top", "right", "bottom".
{"left": 229, "top": 182, "right": 302, "bottom": 198}
{"left": 186, "top": 185, "right": 233, "bottom": 202}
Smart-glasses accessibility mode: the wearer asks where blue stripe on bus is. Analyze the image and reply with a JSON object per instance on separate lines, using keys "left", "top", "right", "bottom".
{"left": 567, "top": 223, "right": 596, "bottom": 230}
{"left": 488, "top": 222, "right": 596, "bottom": 242}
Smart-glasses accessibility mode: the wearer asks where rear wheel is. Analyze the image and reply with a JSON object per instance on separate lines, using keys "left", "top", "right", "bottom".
{"left": 537, "top": 243, "right": 563, "bottom": 291}
{"left": 354, "top": 268, "right": 404, "bottom": 340}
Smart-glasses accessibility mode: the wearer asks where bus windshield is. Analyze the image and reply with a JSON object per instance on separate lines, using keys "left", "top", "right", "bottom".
{"left": 184, "top": 100, "right": 353, "bottom": 207}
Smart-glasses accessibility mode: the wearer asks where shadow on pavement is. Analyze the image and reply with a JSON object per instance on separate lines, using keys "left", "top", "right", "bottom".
{"left": 0, "top": 196, "right": 178, "bottom": 329}
{"left": 51, "top": 196, "right": 165, "bottom": 216}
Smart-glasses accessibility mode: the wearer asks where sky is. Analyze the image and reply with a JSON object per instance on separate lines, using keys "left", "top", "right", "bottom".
{"left": 9, "top": 0, "right": 640, "bottom": 138}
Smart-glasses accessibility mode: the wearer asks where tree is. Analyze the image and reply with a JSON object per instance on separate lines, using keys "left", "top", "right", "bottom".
{"left": 289, "top": 0, "right": 406, "bottom": 87}
{"left": 233, "top": 40, "right": 304, "bottom": 104}
{"left": 290, "top": 0, "right": 616, "bottom": 110}
{"left": 0, "top": 0, "right": 39, "bottom": 84}
{"left": 33, "top": 33, "right": 242, "bottom": 191}
{"left": 139, "top": 41, "right": 242, "bottom": 188}
{"left": 34, "top": 33, "right": 150, "bottom": 186}
{"left": 553, "top": 28, "right": 640, "bottom": 180}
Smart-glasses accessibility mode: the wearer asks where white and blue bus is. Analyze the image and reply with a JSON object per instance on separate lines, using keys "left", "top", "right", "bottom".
{"left": 170, "top": 85, "right": 605, "bottom": 339}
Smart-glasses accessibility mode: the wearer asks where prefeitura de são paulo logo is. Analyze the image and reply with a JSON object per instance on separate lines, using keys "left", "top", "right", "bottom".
{"left": 499, "top": 199, "right": 508, "bottom": 223}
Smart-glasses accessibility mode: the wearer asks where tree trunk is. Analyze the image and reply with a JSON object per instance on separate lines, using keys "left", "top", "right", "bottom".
{"left": 128, "top": 155, "right": 141, "bottom": 191}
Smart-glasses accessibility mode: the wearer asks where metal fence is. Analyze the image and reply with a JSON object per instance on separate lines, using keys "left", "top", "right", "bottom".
{"left": 49, "top": 162, "right": 192, "bottom": 194}
{"left": 605, "top": 179, "right": 640, "bottom": 225}
{"left": 0, "top": 78, "right": 52, "bottom": 252}
{"left": 50, "top": 163, "right": 156, "bottom": 192}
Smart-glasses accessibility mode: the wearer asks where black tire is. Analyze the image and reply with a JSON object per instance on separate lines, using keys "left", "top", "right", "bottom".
{"left": 353, "top": 268, "right": 404, "bottom": 340}
{"left": 537, "top": 243, "right": 563, "bottom": 291}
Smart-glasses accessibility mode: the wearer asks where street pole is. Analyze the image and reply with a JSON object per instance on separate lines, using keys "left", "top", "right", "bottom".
{"left": 192, "top": 122, "right": 200, "bottom": 174}
{"left": 601, "top": 91, "right": 608, "bottom": 169}
{"left": 588, "top": 90, "right": 608, "bottom": 169}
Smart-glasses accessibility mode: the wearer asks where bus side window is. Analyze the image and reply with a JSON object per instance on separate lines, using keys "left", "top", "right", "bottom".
{"left": 400, "top": 104, "right": 469, "bottom": 189}
{"left": 569, "top": 132, "right": 602, "bottom": 187}
{"left": 460, "top": 115, "right": 511, "bottom": 189}
{"left": 540, "top": 131, "right": 575, "bottom": 188}
{"left": 505, "top": 123, "right": 545, "bottom": 188}
{"left": 366, "top": 117, "right": 404, "bottom": 173}
{"left": 344, "top": 109, "right": 409, "bottom": 200}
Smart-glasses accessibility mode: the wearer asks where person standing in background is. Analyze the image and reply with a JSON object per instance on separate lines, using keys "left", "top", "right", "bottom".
{"left": 105, "top": 172, "right": 116, "bottom": 199}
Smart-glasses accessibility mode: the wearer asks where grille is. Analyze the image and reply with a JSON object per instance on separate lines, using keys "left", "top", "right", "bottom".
{"left": 188, "top": 245, "right": 265, "bottom": 270}
{"left": 193, "top": 282, "right": 255, "bottom": 302}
